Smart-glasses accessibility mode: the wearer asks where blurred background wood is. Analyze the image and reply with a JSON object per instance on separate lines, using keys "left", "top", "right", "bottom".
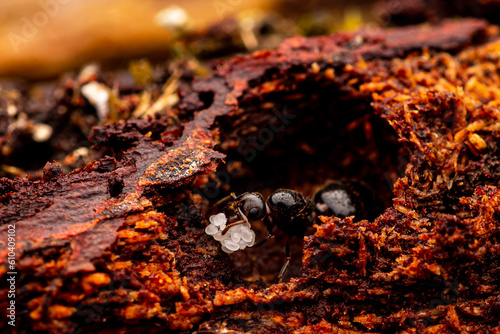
{"left": 0, "top": 0, "right": 271, "bottom": 79}
{"left": 0, "top": 0, "right": 372, "bottom": 80}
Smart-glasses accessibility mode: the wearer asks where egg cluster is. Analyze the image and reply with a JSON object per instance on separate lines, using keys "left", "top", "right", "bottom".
{"left": 205, "top": 213, "right": 256, "bottom": 253}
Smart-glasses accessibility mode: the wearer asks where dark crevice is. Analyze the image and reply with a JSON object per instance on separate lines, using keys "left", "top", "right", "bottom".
{"left": 199, "top": 91, "right": 215, "bottom": 110}
{"left": 199, "top": 77, "right": 410, "bottom": 283}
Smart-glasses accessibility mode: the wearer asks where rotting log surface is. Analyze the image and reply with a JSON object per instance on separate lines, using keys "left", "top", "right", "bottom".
{"left": 1, "top": 19, "right": 500, "bottom": 333}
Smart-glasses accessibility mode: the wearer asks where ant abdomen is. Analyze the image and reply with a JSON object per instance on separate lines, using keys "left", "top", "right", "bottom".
{"left": 313, "top": 180, "right": 376, "bottom": 221}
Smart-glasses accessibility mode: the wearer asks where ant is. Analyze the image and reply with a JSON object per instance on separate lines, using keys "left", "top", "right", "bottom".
{"left": 205, "top": 180, "right": 375, "bottom": 282}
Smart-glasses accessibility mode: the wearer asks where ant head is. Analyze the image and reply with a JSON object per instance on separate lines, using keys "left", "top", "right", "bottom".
{"left": 236, "top": 192, "right": 267, "bottom": 221}
{"left": 267, "top": 189, "right": 307, "bottom": 220}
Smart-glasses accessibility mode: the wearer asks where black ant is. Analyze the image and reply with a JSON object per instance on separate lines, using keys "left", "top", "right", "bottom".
{"left": 205, "top": 180, "right": 375, "bottom": 282}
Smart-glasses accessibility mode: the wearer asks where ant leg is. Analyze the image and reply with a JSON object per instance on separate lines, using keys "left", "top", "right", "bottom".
{"left": 251, "top": 233, "right": 274, "bottom": 248}
{"left": 221, "top": 220, "right": 246, "bottom": 235}
{"left": 250, "top": 214, "right": 276, "bottom": 248}
{"left": 278, "top": 238, "right": 291, "bottom": 283}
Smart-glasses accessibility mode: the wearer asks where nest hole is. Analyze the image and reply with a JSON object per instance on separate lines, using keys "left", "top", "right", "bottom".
{"left": 202, "top": 75, "right": 410, "bottom": 283}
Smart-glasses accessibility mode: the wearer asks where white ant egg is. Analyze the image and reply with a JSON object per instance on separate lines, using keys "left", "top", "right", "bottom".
{"left": 221, "top": 245, "right": 231, "bottom": 253}
{"left": 223, "top": 239, "right": 240, "bottom": 252}
{"left": 239, "top": 227, "right": 254, "bottom": 243}
{"left": 210, "top": 212, "right": 227, "bottom": 227}
{"left": 205, "top": 224, "right": 218, "bottom": 235}
{"left": 230, "top": 231, "right": 241, "bottom": 243}
{"left": 206, "top": 212, "right": 257, "bottom": 253}
{"left": 213, "top": 231, "right": 224, "bottom": 241}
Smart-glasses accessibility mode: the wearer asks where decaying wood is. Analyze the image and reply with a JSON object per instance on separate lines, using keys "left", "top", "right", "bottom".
{"left": 1, "top": 19, "right": 499, "bottom": 333}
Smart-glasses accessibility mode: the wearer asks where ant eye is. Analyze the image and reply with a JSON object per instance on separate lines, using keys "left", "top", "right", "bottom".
{"left": 248, "top": 207, "right": 259, "bottom": 217}
{"left": 237, "top": 192, "right": 266, "bottom": 221}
